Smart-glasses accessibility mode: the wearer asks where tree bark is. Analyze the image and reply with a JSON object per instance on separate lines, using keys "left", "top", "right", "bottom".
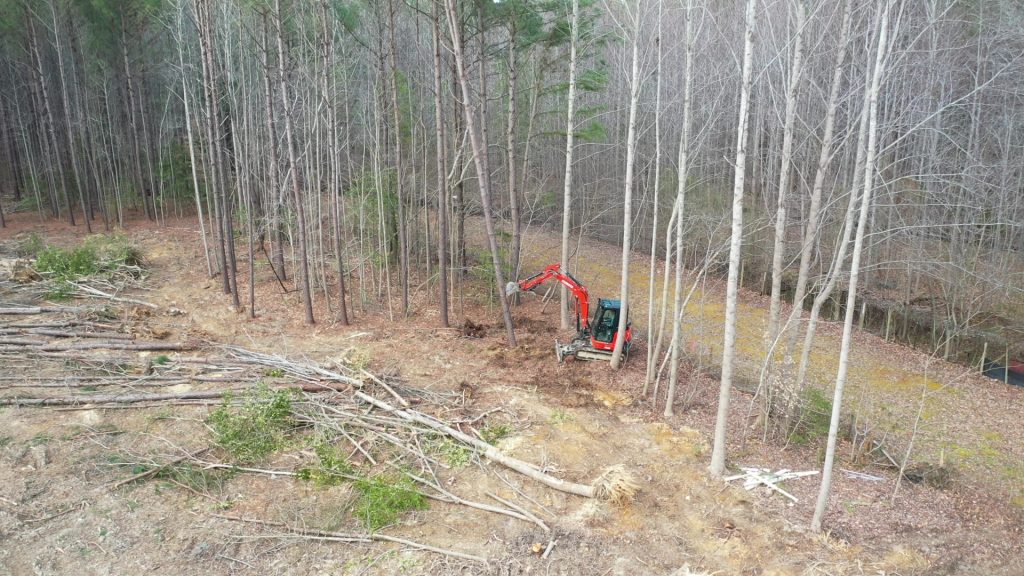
{"left": 559, "top": 0, "right": 579, "bottom": 332}
{"left": 812, "top": 0, "right": 890, "bottom": 533}
{"left": 710, "top": 0, "right": 757, "bottom": 477}
{"left": 275, "top": 0, "right": 315, "bottom": 325}
{"left": 444, "top": 0, "right": 517, "bottom": 346}
{"left": 609, "top": 11, "right": 642, "bottom": 370}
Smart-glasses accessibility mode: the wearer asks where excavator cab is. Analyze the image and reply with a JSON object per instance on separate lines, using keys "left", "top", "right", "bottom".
{"left": 591, "top": 300, "right": 621, "bottom": 345}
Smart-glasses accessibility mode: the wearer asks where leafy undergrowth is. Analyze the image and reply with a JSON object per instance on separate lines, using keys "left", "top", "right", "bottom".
{"left": 297, "top": 443, "right": 429, "bottom": 531}
{"left": 351, "top": 474, "right": 429, "bottom": 531}
{"left": 207, "top": 386, "right": 431, "bottom": 532}
{"left": 208, "top": 385, "right": 295, "bottom": 464}
{"left": 23, "top": 233, "right": 146, "bottom": 300}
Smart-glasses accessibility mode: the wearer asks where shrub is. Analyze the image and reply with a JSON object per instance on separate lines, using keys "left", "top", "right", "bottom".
{"left": 297, "top": 443, "right": 356, "bottom": 486}
{"left": 208, "top": 385, "right": 294, "bottom": 463}
{"left": 35, "top": 245, "right": 100, "bottom": 279}
{"left": 15, "top": 233, "right": 45, "bottom": 257}
{"left": 788, "top": 387, "right": 833, "bottom": 445}
{"left": 352, "top": 474, "right": 428, "bottom": 531}
{"left": 480, "top": 424, "right": 512, "bottom": 445}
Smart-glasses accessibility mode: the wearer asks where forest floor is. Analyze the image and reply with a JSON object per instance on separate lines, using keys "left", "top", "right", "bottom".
{"left": 0, "top": 212, "right": 1021, "bottom": 575}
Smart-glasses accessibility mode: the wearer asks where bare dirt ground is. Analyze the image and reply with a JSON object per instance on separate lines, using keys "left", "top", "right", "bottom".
{"left": 1, "top": 212, "right": 1022, "bottom": 575}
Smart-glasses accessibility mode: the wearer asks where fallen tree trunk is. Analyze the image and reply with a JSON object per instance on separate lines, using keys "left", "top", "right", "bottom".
{"left": 0, "top": 338, "right": 47, "bottom": 346}
{"left": 349, "top": 386, "right": 601, "bottom": 498}
{"left": 0, "top": 382, "right": 350, "bottom": 406}
{"left": 28, "top": 329, "right": 134, "bottom": 340}
{"left": 40, "top": 341, "right": 193, "bottom": 352}
{"left": 68, "top": 283, "right": 159, "bottom": 309}
{"left": 110, "top": 447, "right": 211, "bottom": 489}
{"left": 0, "top": 306, "right": 97, "bottom": 315}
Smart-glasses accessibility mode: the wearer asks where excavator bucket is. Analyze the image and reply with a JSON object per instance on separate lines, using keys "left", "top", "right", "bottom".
{"left": 505, "top": 282, "right": 520, "bottom": 297}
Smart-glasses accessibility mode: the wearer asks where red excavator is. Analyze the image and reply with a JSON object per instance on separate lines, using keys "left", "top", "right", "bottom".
{"left": 506, "top": 263, "right": 632, "bottom": 363}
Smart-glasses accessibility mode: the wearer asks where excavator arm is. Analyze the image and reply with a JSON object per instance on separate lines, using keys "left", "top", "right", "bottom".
{"left": 506, "top": 263, "right": 591, "bottom": 332}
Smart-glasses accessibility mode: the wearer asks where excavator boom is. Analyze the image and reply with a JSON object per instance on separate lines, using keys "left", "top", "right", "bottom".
{"left": 507, "top": 263, "right": 591, "bottom": 332}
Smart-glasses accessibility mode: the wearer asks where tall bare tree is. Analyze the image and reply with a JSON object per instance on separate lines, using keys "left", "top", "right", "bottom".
{"left": 275, "top": 0, "right": 314, "bottom": 324}
{"left": 812, "top": 0, "right": 892, "bottom": 532}
{"left": 710, "top": 0, "right": 758, "bottom": 477}
{"left": 560, "top": 0, "right": 579, "bottom": 331}
{"left": 608, "top": 0, "right": 643, "bottom": 370}
{"left": 444, "top": 0, "right": 516, "bottom": 346}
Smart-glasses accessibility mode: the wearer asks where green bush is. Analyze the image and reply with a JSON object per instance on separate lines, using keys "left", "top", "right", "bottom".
{"left": 15, "top": 194, "right": 46, "bottom": 213}
{"left": 16, "top": 233, "right": 45, "bottom": 257}
{"left": 33, "top": 234, "right": 144, "bottom": 281}
{"left": 297, "top": 443, "right": 429, "bottom": 531}
{"left": 788, "top": 387, "right": 833, "bottom": 445}
{"left": 480, "top": 424, "right": 512, "bottom": 446}
{"left": 297, "top": 443, "right": 356, "bottom": 486}
{"left": 352, "top": 474, "right": 428, "bottom": 531}
{"left": 35, "top": 245, "right": 100, "bottom": 279}
{"left": 208, "top": 385, "right": 295, "bottom": 463}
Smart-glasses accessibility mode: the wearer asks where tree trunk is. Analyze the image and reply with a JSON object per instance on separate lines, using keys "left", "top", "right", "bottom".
{"left": 195, "top": 0, "right": 229, "bottom": 296}
{"left": 259, "top": 14, "right": 287, "bottom": 282}
{"left": 444, "top": 0, "right": 516, "bottom": 346}
{"left": 121, "top": 15, "right": 152, "bottom": 221}
{"left": 663, "top": 0, "right": 694, "bottom": 417}
{"left": 176, "top": 1, "right": 212, "bottom": 277}
{"left": 29, "top": 13, "right": 73, "bottom": 225}
{"left": 645, "top": 1, "right": 663, "bottom": 387}
{"left": 609, "top": 14, "right": 642, "bottom": 370}
{"left": 50, "top": 1, "right": 90, "bottom": 232}
{"left": 765, "top": 0, "right": 805, "bottom": 353}
{"left": 785, "top": 0, "right": 852, "bottom": 363}
{"left": 812, "top": 0, "right": 890, "bottom": 533}
{"left": 389, "top": 0, "right": 410, "bottom": 316}
{"left": 275, "top": 0, "right": 315, "bottom": 325}
{"left": 321, "top": 1, "right": 349, "bottom": 325}
{"left": 506, "top": 26, "right": 521, "bottom": 280}
{"left": 433, "top": 0, "right": 450, "bottom": 328}
{"left": 709, "top": 0, "right": 757, "bottom": 478}
{"left": 560, "top": 0, "right": 579, "bottom": 331}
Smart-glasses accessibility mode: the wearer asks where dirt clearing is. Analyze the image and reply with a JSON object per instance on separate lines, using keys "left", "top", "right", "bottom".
{"left": 1, "top": 213, "right": 1021, "bottom": 575}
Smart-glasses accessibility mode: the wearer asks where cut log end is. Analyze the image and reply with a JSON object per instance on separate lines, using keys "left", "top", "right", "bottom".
{"left": 592, "top": 465, "right": 639, "bottom": 503}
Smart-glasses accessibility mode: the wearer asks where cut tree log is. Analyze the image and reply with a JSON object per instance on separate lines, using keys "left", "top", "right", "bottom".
{"left": 40, "top": 341, "right": 192, "bottom": 352}
{"left": 0, "top": 306, "right": 97, "bottom": 315}
{"left": 0, "top": 383, "right": 350, "bottom": 406}
{"left": 27, "top": 329, "right": 133, "bottom": 340}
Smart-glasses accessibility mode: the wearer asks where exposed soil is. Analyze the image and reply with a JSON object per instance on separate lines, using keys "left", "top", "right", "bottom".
{"left": 1, "top": 212, "right": 1022, "bottom": 575}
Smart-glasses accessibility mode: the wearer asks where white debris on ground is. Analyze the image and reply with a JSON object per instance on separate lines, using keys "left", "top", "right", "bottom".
{"left": 724, "top": 467, "right": 819, "bottom": 503}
